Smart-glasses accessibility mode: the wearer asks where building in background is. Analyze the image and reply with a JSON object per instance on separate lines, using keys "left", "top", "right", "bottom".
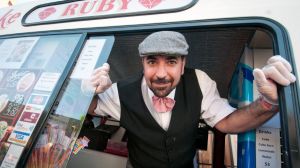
{"left": 0, "top": 0, "right": 38, "bottom": 8}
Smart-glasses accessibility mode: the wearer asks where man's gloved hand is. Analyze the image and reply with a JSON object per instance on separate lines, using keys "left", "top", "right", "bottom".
{"left": 81, "top": 63, "right": 112, "bottom": 95}
{"left": 253, "top": 55, "right": 296, "bottom": 105}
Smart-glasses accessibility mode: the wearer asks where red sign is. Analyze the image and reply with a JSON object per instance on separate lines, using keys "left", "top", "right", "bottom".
{"left": 20, "top": 111, "right": 40, "bottom": 123}
{"left": 39, "top": 7, "right": 56, "bottom": 20}
{"left": 0, "top": 9, "right": 21, "bottom": 29}
{"left": 24, "top": 0, "right": 195, "bottom": 25}
{"left": 139, "top": 0, "right": 162, "bottom": 9}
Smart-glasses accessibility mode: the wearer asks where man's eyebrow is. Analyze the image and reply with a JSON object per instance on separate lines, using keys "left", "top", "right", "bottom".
{"left": 165, "top": 56, "right": 179, "bottom": 60}
{"left": 145, "top": 55, "right": 157, "bottom": 60}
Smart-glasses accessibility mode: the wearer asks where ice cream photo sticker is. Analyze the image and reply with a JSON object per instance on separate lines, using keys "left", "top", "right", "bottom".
{"left": 27, "top": 94, "right": 49, "bottom": 107}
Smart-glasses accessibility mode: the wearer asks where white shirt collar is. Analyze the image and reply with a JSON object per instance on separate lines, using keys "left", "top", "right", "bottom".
{"left": 141, "top": 77, "right": 175, "bottom": 131}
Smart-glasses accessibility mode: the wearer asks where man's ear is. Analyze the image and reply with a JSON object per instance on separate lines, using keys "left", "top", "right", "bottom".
{"left": 181, "top": 57, "right": 186, "bottom": 75}
{"left": 141, "top": 57, "right": 144, "bottom": 63}
{"left": 141, "top": 57, "right": 147, "bottom": 74}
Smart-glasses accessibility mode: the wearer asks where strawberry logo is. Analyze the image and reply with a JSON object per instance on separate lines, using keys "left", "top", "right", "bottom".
{"left": 139, "top": 0, "right": 162, "bottom": 9}
{"left": 38, "top": 7, "right": 56, "bottom": 20}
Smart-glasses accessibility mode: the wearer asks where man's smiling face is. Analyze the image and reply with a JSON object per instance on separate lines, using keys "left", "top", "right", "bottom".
{"left": 142, "top": 55, "right": 186, "bottom": 97}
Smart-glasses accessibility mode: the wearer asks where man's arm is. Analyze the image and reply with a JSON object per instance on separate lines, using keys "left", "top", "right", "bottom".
{"left": 215, "top": 56, "right": 296, "bottom": 133}
{"left": 82, "top": 63, "right": 121, "bottom": 120}
{"left": 215, "top": 97, "right": 277, "bottom": 133}
{"left": 87, "top": 96, "right": 98, "bottom": 116}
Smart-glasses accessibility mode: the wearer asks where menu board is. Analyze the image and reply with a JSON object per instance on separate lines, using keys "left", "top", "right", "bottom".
{"left": 8, "top": 93, "right": 50, "bottom": 146}
{"left": 0, "top": 59, "right": 46, "bottom": 166}
{"left": 70, "top": 39, "right": 106, "bottom": 79}
{"left": 256, "top": 127, "right": 281, "bottom": 168}
{"left": 33, "top": 72, "right": 60, "bottom": 92}
{"left": 0, "top": 34, "right": 83, "bottom": 168}
{"left": 0, "top": 69, "right": 42, "bottom": 142}
{"left": 0, "top": 67, "right": 59, "bottom": 147}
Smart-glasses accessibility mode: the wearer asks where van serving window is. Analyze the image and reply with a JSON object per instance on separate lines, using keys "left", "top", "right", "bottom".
{"left": 65, "top": 27, "right": 282, "bottom": 168}
{"left": 0, "top": 4, "right": 298, "bottom": 166}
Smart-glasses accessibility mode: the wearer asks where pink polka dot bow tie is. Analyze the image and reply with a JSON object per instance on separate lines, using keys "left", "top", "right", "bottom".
{"left": 152, "top": 96, "right": 176, "bottom": 113}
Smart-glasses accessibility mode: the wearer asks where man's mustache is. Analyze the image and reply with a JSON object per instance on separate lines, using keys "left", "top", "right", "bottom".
{"left": 152, "top": 78, "right": 173, "bottom": 84}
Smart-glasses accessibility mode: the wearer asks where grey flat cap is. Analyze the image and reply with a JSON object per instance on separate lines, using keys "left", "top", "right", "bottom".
{"left": 138, "top": 31, "right": 189, "bottom": 56}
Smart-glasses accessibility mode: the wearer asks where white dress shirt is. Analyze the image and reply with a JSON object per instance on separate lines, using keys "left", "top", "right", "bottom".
{"left": 95, "top": 69, "right": 235, "bottom": 130}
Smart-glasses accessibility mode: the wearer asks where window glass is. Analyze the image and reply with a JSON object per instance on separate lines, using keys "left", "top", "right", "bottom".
{"left": 0, "top": 34, "right": 82, "bottom": 167}
{"left": 25, "top": 36, "right": 114, "bottom": 168}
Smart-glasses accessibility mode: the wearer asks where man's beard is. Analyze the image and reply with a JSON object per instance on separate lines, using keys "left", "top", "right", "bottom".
{"left": 150, "top": 78, "right": 174, "bottom": 97}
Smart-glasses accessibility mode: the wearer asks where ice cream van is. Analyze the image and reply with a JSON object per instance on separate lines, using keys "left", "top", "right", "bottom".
{"left": 0, "top": 0, "right": 299, "bottom": 168}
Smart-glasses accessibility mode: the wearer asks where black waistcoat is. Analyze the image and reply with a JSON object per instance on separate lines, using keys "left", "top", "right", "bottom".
{"left": 118, "top": 68, "right": 202, "bottom": 168}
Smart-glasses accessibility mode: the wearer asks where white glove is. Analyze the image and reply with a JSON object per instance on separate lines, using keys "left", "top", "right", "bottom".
{"left": 81, "top": 63, "right": 112, "bottom": 95}
{"left": 253, "top": 55, "right": 296, "bottom": 105}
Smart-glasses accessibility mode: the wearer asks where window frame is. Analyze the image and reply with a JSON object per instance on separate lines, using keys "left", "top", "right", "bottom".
{"left": 1, "top": 17, "right": 298, "bottom": 168}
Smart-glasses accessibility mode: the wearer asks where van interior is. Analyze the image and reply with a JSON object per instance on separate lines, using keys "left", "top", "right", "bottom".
{"left": 67, "top": 26, "right": 274, "bottom": 168}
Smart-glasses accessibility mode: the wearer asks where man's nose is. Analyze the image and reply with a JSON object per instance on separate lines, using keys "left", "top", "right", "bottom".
{"left": 156, "top": 64, "right": 167, "bottom": 78}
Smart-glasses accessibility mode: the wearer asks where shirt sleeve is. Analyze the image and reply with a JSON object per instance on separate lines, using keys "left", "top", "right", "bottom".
{"left": 195, "top": 69, "right": 236, "bottom": 127}
{"left": 94, "top": 83, "right": 121, "bottom": 121}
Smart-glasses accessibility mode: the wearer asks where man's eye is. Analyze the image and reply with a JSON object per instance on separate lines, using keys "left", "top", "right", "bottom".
{"left": 147, "top": 60, "right": 156, "bottom": 64}
{"left": 168, "top": 60, "right": 177, "bottom": 64}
